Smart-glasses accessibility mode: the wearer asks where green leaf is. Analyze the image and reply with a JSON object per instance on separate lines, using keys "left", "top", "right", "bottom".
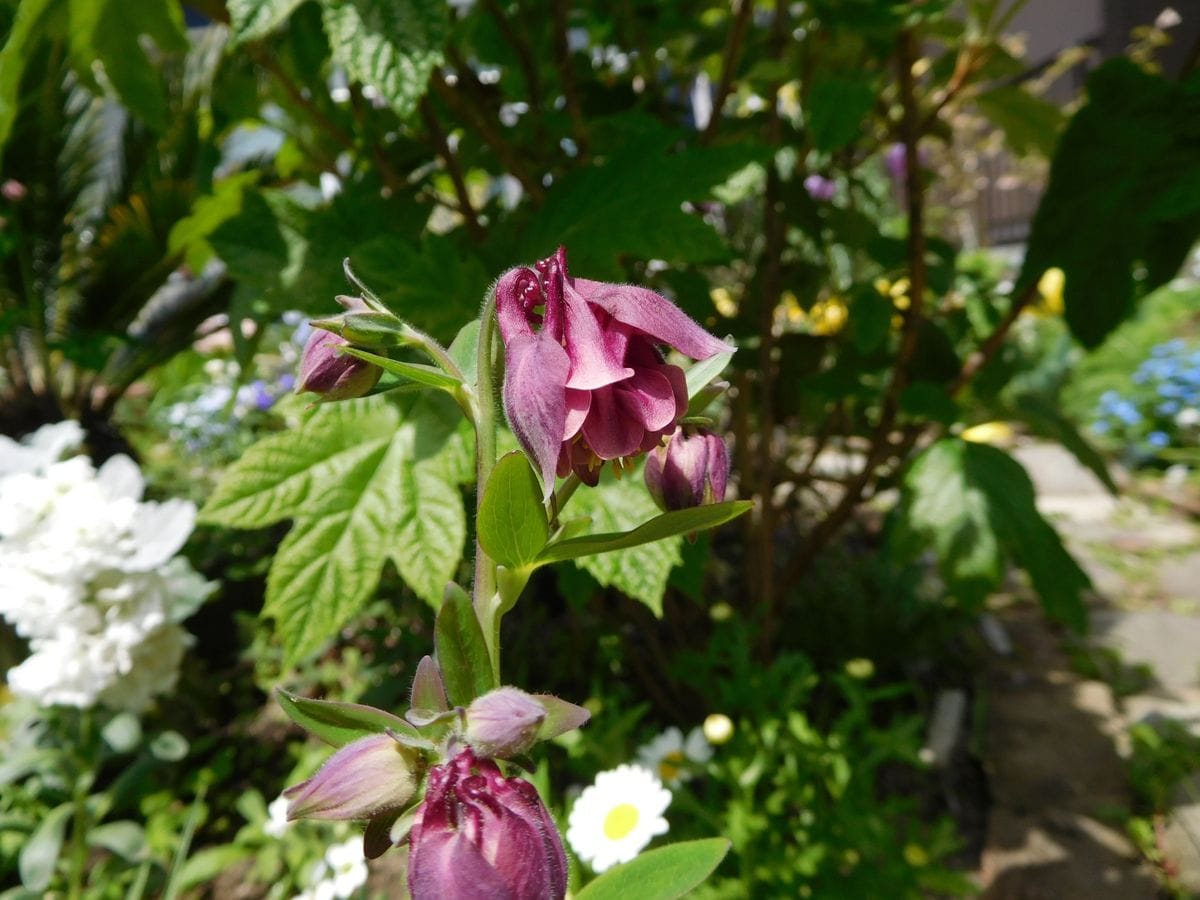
{"left": 172, "top": 846, "right": 254, "bottom": 894}
{"left": 895, "top": 439, "right": 1089, "bottom": 629}
{"left": 517, "top": 119, "right": 766, "bottom": 279}
{"left": 684, "top": 346, "right": 735, "bottom": 399}
{"left": 576, "top": 838, "right": 731, "bottom": 900}
{"left": 86, "top": 821, "right": 146, "bottom": 861}
{"left": 319, "top": 0, "right": 448, "bottom": 120}
{"left": 1009, "top": 394, "right": 1117, "bottom": 495}
{"left": 974, "top": 85, "right": 1064, "bottom": 158}
{"left": 228, "top": 0, "right": 307, "bottom": 43}
{"left": 200, "top": 400, "right": 398, "bottom": 528}
{"left": 68, "top": 0, "right": 188, "bottom": 131}
{"left": 168, "top": 172, "right": 261, "bottom": 270}
{"left": 340, "top": 347, "right": 463, "bottom": 392}
{"left": 539, "top": 501, "right": 753, "bottom": 565}
{"left": 389, "top": 452, "right": 467, "bottom": 606}
{"left": 276, "top": 689, "right": 417, "bottom": 747}
{"left": 477, "top": 452, "right": 549, "bottom": 568}
{"left": 806, "top": 75, "right": 877, "bottom": 151}
{"left": 19, "top": 802, "right": 71, "bottom": 893}
{"left": 1017, "top": 60, "right": 1200, "bottom": 348}
{"left": 435, "top": 585, "right": 495, "bottom": 707}
{"left": 0, "top": 0, "right": 56, "bottom": 152}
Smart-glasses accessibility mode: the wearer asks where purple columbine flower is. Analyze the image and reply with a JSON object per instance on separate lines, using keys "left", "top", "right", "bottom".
{"left": 497, "top": 247, "right": 731, "bottom": 496}
{"left": 296, "top": 297, "right": 381, "bottom": 401}
{"left": 407, "top": 748, "right": 567, "bottom": 900}
{"left": 644, "top": 426, "right": 729, "bottom": 512}
{"left": 283, "top": 733, "right": 422, "bottom": 823}
{"left": 803, "top": 174, "right": 836, "bottom": 202}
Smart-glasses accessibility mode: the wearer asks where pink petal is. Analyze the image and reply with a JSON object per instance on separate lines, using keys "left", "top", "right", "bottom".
{"left": 581, "top": 386, "right": 644, "bottom": 460}
{"left": 408, "top": 828, "right": 515, "bottom": 900}
{"left": 562, "top": 282, "right": 634, "bottom": 390}
{"left": 618, "top": 367, "right": 678, "bottom": 432}
{"left": 496, "top": 267, "right": 540, "bottom": 344}
{"left": 575, "top": 279, "right": 733, "bottom": 360}
{"left": 502, "top": 332, "right": 570, "bottom": 498}
{"left": 563, "top": 389, "right": 590, "bottom": 440}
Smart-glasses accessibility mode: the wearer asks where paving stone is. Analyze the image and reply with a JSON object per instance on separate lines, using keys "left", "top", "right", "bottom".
{"left": 1091, "top": 610, "right": 1200, "bottom": 692}
{"left": 1158, "top": 553, "right": 1200, "bottom": 604}
{"left": 1163, "top": 774, "right": 1200, "bottom": 894}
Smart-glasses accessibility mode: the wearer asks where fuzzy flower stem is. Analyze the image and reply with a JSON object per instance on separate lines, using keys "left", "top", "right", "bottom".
{"left": 473, "top": 286, "right": 501, "bottom": 681}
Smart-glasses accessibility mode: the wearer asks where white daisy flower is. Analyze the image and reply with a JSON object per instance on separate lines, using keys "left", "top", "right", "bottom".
{"left": 635, "top": 726, "right": 713, "bottom": 785}
{"left": 566, "top": 765, "right": 670, "bottom": 873}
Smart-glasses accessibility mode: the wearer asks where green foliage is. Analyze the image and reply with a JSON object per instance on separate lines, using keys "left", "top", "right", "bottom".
{"left": 199, "top": 395, "right": 470, "bottom": 663}
{"left": 435, "top": 584, "right": 496, "bottom": 706}
{"left": 806, "top": 74, "right": 877, "bottom": 152}
{"left": 1019, "top": 60, "right": 1200, "bottom": 348}
{"left": 577, "top": 839, "right": 731, "bottom": 900}
{"left": 275, "top": 689, "right": 418, "bottom": 747}
{"left": 477, "top": 451, "right": 549, "bottom": 569}
{"left": 893, "top": 438, "right": 1089, "bottom": 629}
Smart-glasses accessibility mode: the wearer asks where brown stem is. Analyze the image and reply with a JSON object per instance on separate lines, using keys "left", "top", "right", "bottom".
{"left": 550, "top": 0, "right": 589, "bottom": 160}
{"left": 780, "top": 29, "right": 929, "bottom": 591}
{"left": 948, "top": 279, "right": 1038, "bottom": 397}
{"left": 700, "top": 0, "right": 755, "bottom": 145}
{"left": 419, "top": 99, "right": 486, "bottom": 241}
{"left": 430, "top": 65, "right": 545, "bottom": 203}
{"left": 751, "top": 0, "right": 789, "bottom": 654}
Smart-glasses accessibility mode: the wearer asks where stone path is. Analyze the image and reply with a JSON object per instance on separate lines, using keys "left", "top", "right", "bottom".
{"left": 975, "top": 442, "right": 1200, "bottom": 896}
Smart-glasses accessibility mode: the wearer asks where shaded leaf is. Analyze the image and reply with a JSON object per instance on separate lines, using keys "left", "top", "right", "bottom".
{"left": 435, "top": 584, "right": 495, "bottom": 707}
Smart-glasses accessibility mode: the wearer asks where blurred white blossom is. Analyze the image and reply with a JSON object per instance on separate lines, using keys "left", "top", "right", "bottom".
{"left": 0, "top": 423, "right": 213, "bottom": 713}
{"left": 295, "top": 838, "right": 368, "bottom": 900}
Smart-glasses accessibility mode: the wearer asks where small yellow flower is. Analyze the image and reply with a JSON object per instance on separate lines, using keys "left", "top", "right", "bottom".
{"left": 844, "top": 658, "right": 874, "bottom": 680}
{"left": 960, "top": 421, "right": 1014, "bottom": 445}
{"left": 904, "top": 843, "right": 930, "bottom": 867}
{"left": 710, "top": 286, "right": 738, "bottom": 318}
{"left": 702, "top": 713, "right": 734, "bottom": 745}
{"left": 809, "top": 297, "right": 848, "bottom": 336}
{"left": 1031, "top": 267, "right": 1065, "bottom": 316}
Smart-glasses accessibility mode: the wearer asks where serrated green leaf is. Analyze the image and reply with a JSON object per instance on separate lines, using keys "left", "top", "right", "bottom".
{"left": 517, "top": 120, "right": 767, "bottom": 279}
{"left": 19, "top": 802, "right": 71, "bottom": 892}
{"left": 200, "top": 400, "right": 398, "bottom": 528}
{"left": 1009, "top": 394, "right": 1117, "bottom": 495}
{"left": 1017, "top": 61, "right": 1200, "bottom": 348}
{"left": 576, "top": 838, "right": 731, "bottom": 900}
{"left": 264, "top": 436, "right": 402, "bottom": 662}
{"left": 477, "top": 452, "right": 549, "bottom": 568}
{"left": 390, "top": 456, "right": 466, "bottom": 606}
{"left": 276, "top": 689, "right": 417, "bottom": 747}
{"left": 320, "top": 0, "right": 447, "bottom": 120}
{"left": 228, "top": 0, "right": 307, "bottom": 43}
{"left": 895, "top": 439, "right": 1089, "bottom": 629}
{"left": 435, "top": 584, "right": 495, "bottom": 707}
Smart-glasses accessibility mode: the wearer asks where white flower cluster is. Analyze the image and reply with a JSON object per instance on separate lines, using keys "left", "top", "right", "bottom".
{"left": 294, "top": 838, "right": 368, "bottom": 900}
{"left": 0, "top": 422, "right": 213, "bottom": 713}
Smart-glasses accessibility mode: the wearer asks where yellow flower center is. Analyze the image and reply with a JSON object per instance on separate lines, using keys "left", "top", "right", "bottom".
{"left": 658, "top": 751, "right": 686, "bottom": 782}
{"left": 603, "top": 803, "right": 640, "bottom": 840}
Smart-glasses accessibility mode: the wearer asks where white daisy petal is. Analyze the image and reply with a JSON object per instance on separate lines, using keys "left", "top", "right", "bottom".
{"left": 567, "top": 764, "right": 670, "bottom": 872}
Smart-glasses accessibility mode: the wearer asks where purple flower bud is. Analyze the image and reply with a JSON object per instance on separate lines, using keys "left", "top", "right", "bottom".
{"left": 884, "top": 142, "right": 907, "bottom": 181}
{"left": 644, "top": 427, "right": 729, "bottom": 512}
{"left": 497, "top": 246, "right": 732, "bottom": 498}
{"left": 408, "top": 749, "right": 567, "bottom": 900}
{"left": 466, "top": 687, "right": 546, "bottom": 759}
{"left": 803, "top": 174, "right": 836, "bottom": 202}
{"left": 296, "top": 328, "right": 381, "bottom": 400}
{"left": 2, "top": 180, "right": 26, "bottom": 202}
{"left": 284, "top": 733, "right": 422, "bottom": 822}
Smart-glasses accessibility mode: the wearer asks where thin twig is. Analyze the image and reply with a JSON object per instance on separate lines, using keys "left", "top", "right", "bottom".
{"left": 781, "top": 29, "right": 929, "bottom": 590}
{"left": 419, "top": 99, "right": 486, "bottom": 241}
{"left": 430, "top": 65, "right": 545, "bottom": 203}
{"left": 948, "top": 279, "right": 1039, "bottom": 396}
{"left": 700, "top": 0, "right": 755, "bottom": 145}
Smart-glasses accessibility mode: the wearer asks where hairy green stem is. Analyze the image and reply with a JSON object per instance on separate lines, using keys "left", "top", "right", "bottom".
{"left": 473, "top": 287, "right": 500, "bottom": 680}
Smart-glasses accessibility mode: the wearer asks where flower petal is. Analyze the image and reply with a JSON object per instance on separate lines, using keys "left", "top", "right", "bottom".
{"left": 408, "top": 828, "right": 516, "bottom": 900}
{"left": 618, "top": 368, "right": 678, "bottom": 432}
{"left": 581, "top": 387, "right": 644, "bottom": 460}
{"left": 496, "top": 267, "right": 540, "bottom": 344}
{"left": 502, "top": 332, "right": 571, "bottom": 499}
{"left": 575, "top": 279, "right": 733, "bottom": 360}
{"left": 561, "top": 283, "right": 633, "bottom": 390}
{"left": 563, "top": 389, "right": 591, "bottom": 441}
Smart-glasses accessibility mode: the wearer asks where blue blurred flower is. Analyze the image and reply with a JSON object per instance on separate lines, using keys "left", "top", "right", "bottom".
{"left": 1147, "top": 431, "right": 1170, "bottom": 449}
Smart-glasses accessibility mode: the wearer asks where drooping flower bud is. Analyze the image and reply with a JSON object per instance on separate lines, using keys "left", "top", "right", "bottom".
{"left": 408, "top": 749, "right": 567, "bottom": 900}
{"left": 465, "top": 687, "right": 546, "bottom": 759}
{"left": 284, "top": 733, "right": 422, "bottom": 822}
{"left": 296, "top": 327, "right": 381, "bottom": 400}
{"left": 644, "top": 427, "right": 729, "bottom": 512}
